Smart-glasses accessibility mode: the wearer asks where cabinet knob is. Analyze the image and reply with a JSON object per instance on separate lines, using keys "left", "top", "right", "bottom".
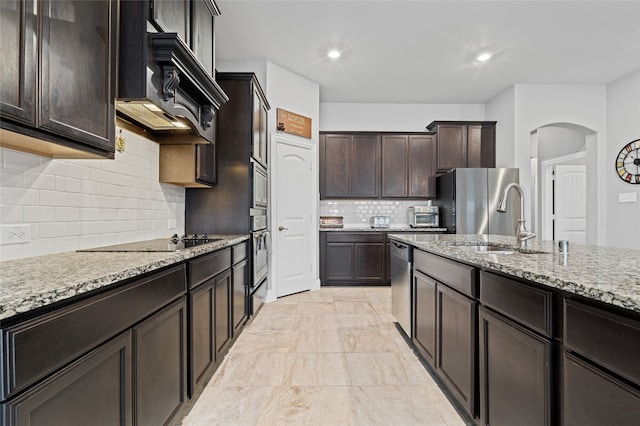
{"left": 278, "top": 226, "right": 288, "bottom": 231}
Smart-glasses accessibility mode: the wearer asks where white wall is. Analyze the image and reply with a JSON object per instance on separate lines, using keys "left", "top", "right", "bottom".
{"left": 0, "top": 129, "right": 185, "bottom": 260}
{"left": 537, "top": 126, "right": 586, "bottom": 161}
{"left": 319, "top": 103, "right": 485, "bottom": 132}
{"left": 488, "top": 84, "right": 607, "bottom": 245}
{"left": 606, "top": 70, "right": 640, "bottom": 249}
{"left": 485, "top": 86, "right": 516, "bottom": 168}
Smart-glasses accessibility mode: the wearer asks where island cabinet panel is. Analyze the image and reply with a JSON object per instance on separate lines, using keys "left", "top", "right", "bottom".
{"left": 563, "top": 299, "right": 640, "bottom": 384}
{"left": 480, "top": 271, "right": 553, "bottom": 337}
{"left": 436, "top": 283, "right": 477, "bottom": 417}
{"left": 413, "top": 270, "right": 437, "bottom": 366}
{"left": 412, "top": 249, "right": 478, "bottom": 418}
{"left": 2, "top": 331, "right": 132, "bottom": 426}
{"left": 320, "top": 232, "right": 388, "bottom": 285}
{"left": 134, "top": 297, "right": 188, "bottom": 426}
{"left": 563, "top": 352, "right": 640, "bottom": 425}
{"left": 479, "top": 307, "right": 552, "bottom": 426}
{"left": 0, "top": 264, "right": 186, "bottom": 401}
{"left": 562, "top": 298, "right": 640, "bottom": 424}
{"left": 414, "top": 249, "right": 477, "bottom": 298}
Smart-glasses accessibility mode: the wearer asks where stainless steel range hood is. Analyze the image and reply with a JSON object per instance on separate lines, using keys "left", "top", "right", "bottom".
{"left": 117, "top": 1, "right": 228, "bottom": 144}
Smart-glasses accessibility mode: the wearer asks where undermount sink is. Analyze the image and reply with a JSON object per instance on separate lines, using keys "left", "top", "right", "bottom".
{"left": 457, "top": 244, "right": 549, "bottom": 255}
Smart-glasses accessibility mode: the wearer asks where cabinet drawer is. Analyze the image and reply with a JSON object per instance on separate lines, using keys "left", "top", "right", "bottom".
{"left": 325, "top": 232, "right": 385, "bottom": 243}
{"left": 480, "top": 271, "right": 552, "bottom": 336}
{"left": 1, "top": 264, "right": 186, "bottom": 400}
{"left": 564, "top": 299, "right": 640, "bottom": 384}
{"left": 414, "top": 250, "right": 476, "bottom": 298}
{"left": 232, "top": 242, "right": 248, "bottom": 265}
{"left": 188, "top": 248, "right": 231, "bottom": 289}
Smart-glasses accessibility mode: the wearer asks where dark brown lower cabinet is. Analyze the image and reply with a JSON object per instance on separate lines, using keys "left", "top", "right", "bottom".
{"left": 413, "top": 270, "right": 437, "bottom": 365}
{"left": 436, "top": 283, "right": 477, "bottom": 417}
{"left": 232, "top": 259, "right": 248, "bottom": 335}
{"left": 320, "top": 232, "right": 387, "bottom": 285}
{"left": 563, "top": 352, "right": 640, "bottom": 425}
{"left": 214, "top": 269, "right": 232, "bottom": 358}
{"left": 134, "top": 297, "right": 187, "bottom": 426}
{"left": 188, "top": 278, "right": 215, "bottom": 397}
{"left": 2, "top": 331, "right": 132, "bottom": 426}
{"left": 479, "top": 307, "right": 551, "bottom": 426}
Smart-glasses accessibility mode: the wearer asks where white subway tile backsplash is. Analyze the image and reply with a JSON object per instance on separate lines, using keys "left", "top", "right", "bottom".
{"left": 39, "top": 190, "right": 69, "bottom": 206}
{"left": 319, "top": 199, "right": 431, "bottom": 226}
{"left": 4, "top": 149, "right": 41, "bottom": 170}
{"left": 0, "top": 205, "right": 23, "bottom": 222}
{"left": 39, "top": 222, "right": 68, "bottom": 238}
{"left": 3, "top": 187, "right": 39, "bottom": 205}
{"left": 23, "top": 206, "right": 55, "bottom": 222}
{"left": 54, "top": 207, "right": 80, "bottom": 222}
{"left": 0, "top": 130, "right": 186, "bottom": 260}
{"left": 24, "top": 171, "right": 55, "bottom": 190}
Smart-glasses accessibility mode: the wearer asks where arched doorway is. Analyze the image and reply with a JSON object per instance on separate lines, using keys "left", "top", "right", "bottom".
{"left": 529, "top": 123, "right": 598, "bottom": 244}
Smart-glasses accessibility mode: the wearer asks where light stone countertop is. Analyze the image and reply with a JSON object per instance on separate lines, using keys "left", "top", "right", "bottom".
{"left": 0, "top": 235, "right": 249, "bottom": 322}
{"left": 320, "top": 225, "right": 448, "bottom": 232}
{"left": 388, "top": 233, "right": 640, "bottom": 314}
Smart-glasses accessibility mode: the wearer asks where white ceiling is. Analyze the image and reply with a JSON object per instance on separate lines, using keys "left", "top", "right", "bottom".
{"left": 215, "top": 0, "right": 640, "bottom": 104}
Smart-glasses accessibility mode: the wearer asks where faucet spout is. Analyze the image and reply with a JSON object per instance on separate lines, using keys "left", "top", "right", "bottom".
{"left": 497, "top": 183, "right": 535, "bottom": 248}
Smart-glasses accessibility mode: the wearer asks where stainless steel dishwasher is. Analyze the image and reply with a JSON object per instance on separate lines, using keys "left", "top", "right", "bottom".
{"left": 390, "top": 239, "right": 412, "bottom": 337}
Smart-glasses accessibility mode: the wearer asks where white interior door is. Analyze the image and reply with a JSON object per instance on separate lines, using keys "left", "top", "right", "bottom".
{"left": 554, "top": 164, "right": 587, "bottom": 243}
{"left": 273, "top": 136, "right": 314, "bottom": 297}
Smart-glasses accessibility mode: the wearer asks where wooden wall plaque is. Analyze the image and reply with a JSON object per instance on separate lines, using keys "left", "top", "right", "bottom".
{"left": 276, "top": 108, "right": 312, "bottom": 139}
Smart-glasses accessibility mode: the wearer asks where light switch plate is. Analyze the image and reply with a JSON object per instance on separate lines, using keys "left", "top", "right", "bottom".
{"left": 0, "top": 224, "right": 32, "bottom": 244}
{"left": 618, "top": 192, "right": 637, "bottom": 203}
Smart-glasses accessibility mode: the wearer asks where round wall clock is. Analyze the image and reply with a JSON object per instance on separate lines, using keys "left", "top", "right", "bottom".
{"left": 616, "top": 139, "right": 640, "bottom": 184}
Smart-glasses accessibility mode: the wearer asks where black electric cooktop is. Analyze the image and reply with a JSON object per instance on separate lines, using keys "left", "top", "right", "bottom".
{"left": 77, "top": 235, "right": 222, "bottom": 252}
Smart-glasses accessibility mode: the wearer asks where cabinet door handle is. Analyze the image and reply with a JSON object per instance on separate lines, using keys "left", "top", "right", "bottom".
{"left": 278, "top": 226, "right": 288, "bottom": 231}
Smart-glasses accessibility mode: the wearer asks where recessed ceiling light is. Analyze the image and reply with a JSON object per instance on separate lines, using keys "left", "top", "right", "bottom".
{"left": 327, "top": 49, "right": 341, "bottom": 59}
{"left": 476, "top": 52, "right": 492, "bottom": 62}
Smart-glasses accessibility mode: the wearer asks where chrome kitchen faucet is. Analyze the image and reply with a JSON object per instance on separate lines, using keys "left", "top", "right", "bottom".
{"left": 497, "top": 183, "right": 536, "bottom": 248}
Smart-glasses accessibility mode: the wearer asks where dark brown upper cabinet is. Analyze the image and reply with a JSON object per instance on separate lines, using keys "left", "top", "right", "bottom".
{"left": 320, "top": 133, "right": 381, "bottom": 199}
{"left": 320, "top": 132, "right": 435, "bottom": 200}
{"left": 149, "top": 0, "right": 218, "bottom": 80}
{"left": 0, "top": 0, "right": 118, "bottom": 159}
{"left": 426, "top": 121, "right": 496, "bottom": 171}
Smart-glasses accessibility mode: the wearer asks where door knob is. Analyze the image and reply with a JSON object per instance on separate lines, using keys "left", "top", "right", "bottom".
{"left": 278, "top": 226, "right": 288, "bottom": 231}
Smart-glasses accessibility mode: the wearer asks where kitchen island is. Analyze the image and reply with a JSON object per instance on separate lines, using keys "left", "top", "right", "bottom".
{"left": 388, "top": 233, "right": 640, "bottom": 426}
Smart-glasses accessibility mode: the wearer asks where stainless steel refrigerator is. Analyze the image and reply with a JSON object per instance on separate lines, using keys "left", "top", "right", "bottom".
{"left": 434, "top": 168, "right": 520, "bottom": 235}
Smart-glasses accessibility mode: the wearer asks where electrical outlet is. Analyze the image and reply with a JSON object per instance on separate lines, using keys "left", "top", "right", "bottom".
{"left": 1, "top": 224, "right": 32, "bottom": 245}
{"left": 168, "top": 219, "right": 177, "bottom": 229}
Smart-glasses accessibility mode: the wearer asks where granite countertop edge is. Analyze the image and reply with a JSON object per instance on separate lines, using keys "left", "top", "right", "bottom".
{"left": 0, "top": 235, "right": 250, "bottom": 322}
{"left": 320, "top": 225, "right": 448, "bottom": 232}
{"left": 388, "top": 233, "right": 640, "bottom": 314}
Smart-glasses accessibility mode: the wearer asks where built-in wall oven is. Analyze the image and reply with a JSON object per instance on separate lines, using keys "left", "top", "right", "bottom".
{"left": 249, "top": 161, "right": 269, "bottom": 316}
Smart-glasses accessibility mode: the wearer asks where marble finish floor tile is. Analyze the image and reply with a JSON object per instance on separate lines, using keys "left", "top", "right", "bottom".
{"left": 289, "top": 330, "right": 344, "bottom": 352}
{"left": 181, "top": 286, "right": 466, "bottom": 426}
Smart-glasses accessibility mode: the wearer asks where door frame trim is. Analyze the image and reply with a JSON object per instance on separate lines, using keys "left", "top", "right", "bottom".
{"left": 268, "top": 133, "right": 320, "bottom": 302}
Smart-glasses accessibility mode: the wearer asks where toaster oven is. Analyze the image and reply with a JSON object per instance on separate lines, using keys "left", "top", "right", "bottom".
{"left": 408, "top": 206, "right": 439, "bottom": 228}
